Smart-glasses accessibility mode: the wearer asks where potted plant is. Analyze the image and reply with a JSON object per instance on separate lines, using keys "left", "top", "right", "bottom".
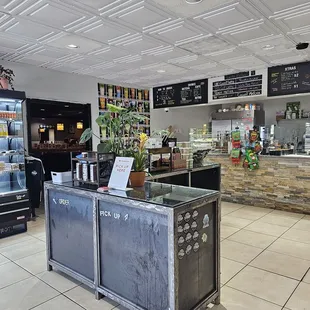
{"left": 79, "top": 103, "right": 148, "bottom": 155}
{"left": 129, "top": 133, "right": 148, "bottom": 187}
{"left": 0, "top": 65, "right": 15, "bottom": 90}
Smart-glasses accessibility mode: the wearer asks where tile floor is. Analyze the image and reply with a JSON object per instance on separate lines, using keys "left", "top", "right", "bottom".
{"left": 0, "top": 202, "right": 310, "bottom": 309}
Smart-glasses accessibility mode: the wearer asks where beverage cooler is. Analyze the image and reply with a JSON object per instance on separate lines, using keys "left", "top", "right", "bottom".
{"left": 211, "top": 110, "right": 265, "bottom": 144}
{"left": 0, "top": 90, "right": 29, "bottom": 238}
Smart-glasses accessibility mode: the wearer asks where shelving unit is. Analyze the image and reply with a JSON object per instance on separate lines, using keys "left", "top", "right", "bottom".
{"left": 148, "top": 147, "right": 173, "bottom": 173}
{"left": 98, "top": 83, "right": 151, "bottom": 139}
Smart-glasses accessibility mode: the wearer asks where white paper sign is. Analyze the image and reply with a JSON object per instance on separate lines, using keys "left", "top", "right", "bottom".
{"left": 108, "top": 157, "right": 134, "bottom": 191}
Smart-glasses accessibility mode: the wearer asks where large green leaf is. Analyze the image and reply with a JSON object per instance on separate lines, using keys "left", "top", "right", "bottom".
{"left": 107, "top": 103, "right": 125, "bottom": 113}
{"left": 79, "top": 128, "right": 93, "bottom": 144}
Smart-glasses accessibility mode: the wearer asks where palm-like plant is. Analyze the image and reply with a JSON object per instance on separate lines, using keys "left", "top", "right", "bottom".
{"left": 80, "top": 103, "right": 148, "bottom": 156}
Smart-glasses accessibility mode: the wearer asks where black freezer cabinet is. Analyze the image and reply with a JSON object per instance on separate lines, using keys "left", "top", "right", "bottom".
{"left": 0, "top": 190, "right": 30, "bottom": 238}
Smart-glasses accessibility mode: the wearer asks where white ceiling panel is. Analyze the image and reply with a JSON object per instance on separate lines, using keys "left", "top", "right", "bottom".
{"left": 0, "top": 0, "right": 309, "bottom": 87}
{"left": 45, "top": 34, "right": 102, "bottom": 53}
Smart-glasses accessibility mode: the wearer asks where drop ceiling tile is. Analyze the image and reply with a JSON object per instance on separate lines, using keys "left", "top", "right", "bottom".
{"left": 0, "top": 33, "right": 27, "bottom": 51}
{"left": 204, "top": 47, "right": 249, "bottom": 62}
{"left": 152, "top": 0, "right": 236, "bottom": 18}
{"left": 63, "top": 0, "right": 114, "bottom": 11}
{"left": 148, "top": 22, "right": 207, "bottom": 46}
{"left": 177, "top": 35, "right": 234, "bottom": 55}
{"left": 45, "top": 34, "right": 102, "bottom": 53}
{"left": 4, "top": 19, "right": 55, "bottom": 41}
{"left": 24, "top": 2, "right": 84, "bottom": 28}
{"left": 87, "top": 46, "right": 130, "bottom": 61}
{"left": 251, "top": 0, "right": 310, "bottom": 15}
{"left": 221, "top": 55, "right": 267, "bottom": 70}
{"left": 241, "top": 35, "right": 295, "bottom": 56}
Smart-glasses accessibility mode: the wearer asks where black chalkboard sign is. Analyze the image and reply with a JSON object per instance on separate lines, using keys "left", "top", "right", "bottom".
{"left": 212, "top": 71, "right": 263, "bottom": 100}
{"left": 98, "top": 200, "right": 169, "bottom": 310}
{"left": 153, "top": 79, "right": 208, "bottom": 109}
{"left": 268, "top": 61, "right": 310, "bottom": 96}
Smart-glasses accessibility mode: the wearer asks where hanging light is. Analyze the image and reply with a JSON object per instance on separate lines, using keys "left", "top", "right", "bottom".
{"left": 76, "top": 122, "right": 83, "bottom": 129}
{"left": 57, "top": 123, "right": 64, "bottom": 131}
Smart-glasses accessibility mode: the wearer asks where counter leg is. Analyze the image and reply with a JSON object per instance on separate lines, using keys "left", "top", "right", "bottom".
{"left": 95, "top": 291, "right": 104, "bottom": 300}
{"left": 214, "top": 295, "right": 221, "bottom": 305}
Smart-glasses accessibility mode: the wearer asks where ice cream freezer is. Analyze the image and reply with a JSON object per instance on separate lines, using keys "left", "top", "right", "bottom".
{"left": 44, "top": 181, "right": 221, "bottom": 310}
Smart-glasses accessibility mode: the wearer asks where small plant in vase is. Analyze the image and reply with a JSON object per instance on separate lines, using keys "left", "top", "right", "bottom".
{"left": 0, "top": 65, "right": 15, "bottom": 90}
{"left": 129, "top": 133, "right": 148, "bottom": 187}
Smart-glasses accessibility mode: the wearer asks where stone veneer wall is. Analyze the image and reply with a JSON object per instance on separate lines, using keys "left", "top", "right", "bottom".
{"left": 207, "top": 155, "right": 310, "bottom": 214}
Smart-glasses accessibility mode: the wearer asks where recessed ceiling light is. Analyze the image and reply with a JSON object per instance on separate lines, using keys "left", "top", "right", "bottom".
{"left": 58, "top": 113, "right": 62, "bottom": 116}
{"left": 65, "top": 105, "right": 69, "bottom": 107}
{"left": 40, "top": 108, "right": 45, "bottom": 111}
{"left": 263, "top": 44, "right": 275, "bottom": 50}
{"left": 67, "top": 44, "right": 79, "bottom": 49}
{"left": 185, "top": 0, "right": 203, "bottom": 4}
{"left": 157, "top": 69, "right": 166, "bottom": 73}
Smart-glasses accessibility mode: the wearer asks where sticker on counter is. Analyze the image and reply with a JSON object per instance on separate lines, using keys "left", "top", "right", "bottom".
{"left": 193, "top": 242, "right": 199, "bottom": 252}
{"left": 193, "top": 231, "right": 199, "bottom": 241}
{"left": 177, "top": 214, "right": 183, "bottom": 224}
{"left": 192, "top": 210, "right": 198, "bottom": 220}
{"left": 183, "top": 223, "right": 190, "bottom": 233}
{"left": 184, "top": 212, "right": 191, "bottom": 222}
{"left": 186, "top": 232, "right": 192, "bottom": 243}
{"left": 178, "top": 236, "right": 185, "bottom": 246}
{"left": 178, "top": 226, "right": 183, "bottom": 234}
{"left": 191, "top": 221, "right": 197, "bottom": 230}
{"left": 202, "top": 233, "right": 208, "bottom": 243}
{"left": 203, "top": 214, "right": 210, "bottom": 228}
{"left": 178, "top": 249, "right": 185, "bottom": 260}
{"left": 186, "top": 245, "right": 192, "bottom": 255}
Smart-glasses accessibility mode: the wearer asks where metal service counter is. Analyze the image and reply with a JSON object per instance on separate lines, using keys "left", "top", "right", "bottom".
{"left": 44, "top": 181, "right": 220, "bottom": 310}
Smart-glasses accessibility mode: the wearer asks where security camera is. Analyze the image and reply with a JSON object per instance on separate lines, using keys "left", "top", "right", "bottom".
{"left": 164, "top": 108, "right": 169, "bottom": 113}
{"left": 296, "top": 42, "right": 309, "bottom": 50}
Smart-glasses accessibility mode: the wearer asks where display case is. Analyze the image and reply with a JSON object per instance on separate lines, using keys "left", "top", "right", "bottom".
{"left": 0, "top": 90, "right": 29, "bottom": 238}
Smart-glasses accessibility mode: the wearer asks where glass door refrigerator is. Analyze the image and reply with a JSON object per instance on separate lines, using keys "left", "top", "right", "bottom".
{"left": 0, "top": 90, "right": 29, "bottom": 238}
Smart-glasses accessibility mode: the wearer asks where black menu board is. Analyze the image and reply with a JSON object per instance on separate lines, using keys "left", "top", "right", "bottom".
{"left": 212, "top": 71, "right": 263, "bottom": 100}
{"left": 153, "top": 79, "right": 208, "bottom": 109}
{"left": 268, "top": 62, "right": 310, "bottom": 96}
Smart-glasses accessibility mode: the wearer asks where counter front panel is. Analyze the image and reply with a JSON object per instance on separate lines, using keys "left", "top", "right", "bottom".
{"left": 48, "top": 189, "right": 94, "bottom": 281}
{"left": 99, "top": 200, "right": 169, "bottom": 310}
{"left": 176, "top": 200, "right": 217, "bottom": 310}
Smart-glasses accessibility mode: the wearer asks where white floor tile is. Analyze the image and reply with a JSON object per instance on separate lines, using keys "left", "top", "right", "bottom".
{"left": 245, "top": 221, "right": 289, "bottom": 237}
{"left": 269, "top": 238, "right": 310, "bottom": 261}
{"left": 221, "top": 225, "right": 240, "bottom": 239}
{"left": 269, "top": 210, "right": 304, "bottom": 220}
{"left": 250, "top": 250, "right": 310, "bottom": 281}
{"left": 217, "top": 286, "right": 282, "bottom": 310}
{"left": 0, "top": 239, "right": 45, "bottom": 261}
{"left": 221, "top": 202, "right": 244, "bottom": 215}
{"left": 32, "top": 295, "right": 84, "bottom": 310}
{"left": 27, "top": 225, "right": 46, "bottom": 238}
{"left": 0, "top": 253, "right": 9, "bottom": 266}
{"left": 229, "top": 207, "right": 271, "bottom": 221}
{"left": 0, "top": 261, "right": 32, "bottom": 289}
{"left": 0, "top": 276, "right": 59, "bottom": 310}
{"left": 0, "top": 233, "right": 34, "bottom": 249}
{"left": 15, "top": 251, "right": 47, "bottom": 275}
{"left": 227, "top": 266, "right": 299, "bottom": 306}
{"left": 65, "top": 285, "right": 118, "bottom": 310}
{"left": 302, "top": 269, "right": 310, "bottom": 284}
{"left": 221, "top": 257, "right": 245, "bottom": 285}
{"left": 221, "top": 216, "right": 253, "bottom": 229}
{"left": 286, "top": 282, "right": 310, "bottom": 310}
{"left": 259, "top": 213, "right": 301, "bottom": 228}
{"left": 221, "top": 240, "right": 263, "bottom": 264}
{"left": 293, "top": 218, "right": 310, "bottom": 232}
{"left": 27, "top": 217, "right": 45, "bottom": 228}
{"left": 37, "top": 270, "right": 80, "bottom": 293}
{"left": 228, "top": 229, "right": 277, "bottom": 249}
{"left": 282, "top": 228, "right": 310, "bottom": 244}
